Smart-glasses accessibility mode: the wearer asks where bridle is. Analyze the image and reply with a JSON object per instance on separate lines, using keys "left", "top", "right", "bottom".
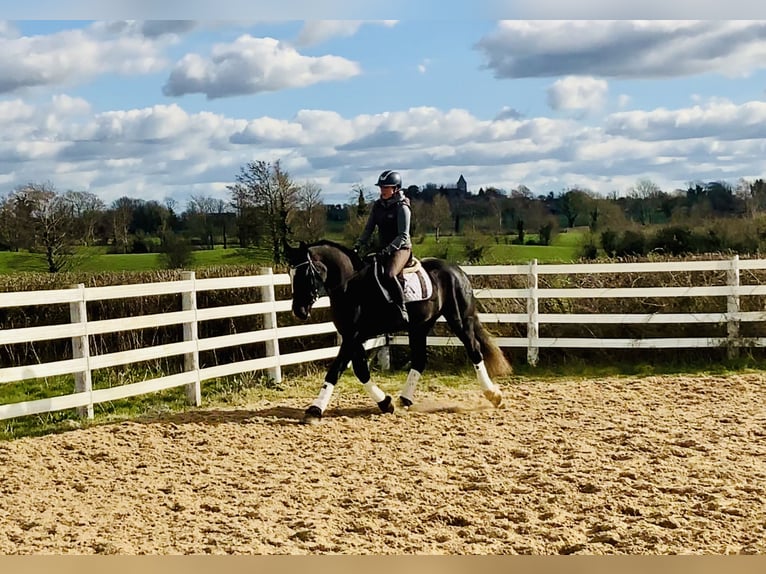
{"left": 291, "top": 255, "right": 325, "bottom": 304}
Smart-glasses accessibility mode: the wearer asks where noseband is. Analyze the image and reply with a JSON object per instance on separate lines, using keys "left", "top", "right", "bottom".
{"left": 292, "top": 256, "right": 325, "bottom": 304}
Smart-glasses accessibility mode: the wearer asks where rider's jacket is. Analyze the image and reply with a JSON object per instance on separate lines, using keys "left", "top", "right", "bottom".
{"left": 358, "top": 192, "right": 412, "bottom": 252}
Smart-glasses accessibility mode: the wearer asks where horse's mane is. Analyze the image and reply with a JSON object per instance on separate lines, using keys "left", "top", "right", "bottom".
{"left": 310, "top": 239, "right": 364, "bottom": 268}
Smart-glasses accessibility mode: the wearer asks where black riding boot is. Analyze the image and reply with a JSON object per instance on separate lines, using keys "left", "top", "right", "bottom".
{"left": 387, "top": 276, "right": 409, "bottom": 328}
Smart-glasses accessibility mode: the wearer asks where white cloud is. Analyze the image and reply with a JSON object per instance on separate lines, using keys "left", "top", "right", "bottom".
{"left": 476, "top": 21, "right": 766, "bottom": 79}
{"left": 547, "top": 76, "right": 608, "bottom": 112}
{"left": 295, "top": 20, "right": 398, "bottom": 46}
{"left": 0, "top": 23, "right": 169, "bottom": 94}
{"left": 606, "top": 99, "right": 766, "bottom": 141}
{"left": 509, "top": 0, "right": 763, "bottom": 18}
{"left": 162, "top": 35, "right": 361, "bottom": 98}
{"left": 296, "top": 20, "right": 364, "bottom": 46}
{"left": 5, "top": 90, "right": 766, "bottom": 205}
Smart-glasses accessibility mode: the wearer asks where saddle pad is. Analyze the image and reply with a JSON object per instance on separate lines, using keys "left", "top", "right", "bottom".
{"left": 402, "top": 266, "right": 433, "bottom": 302}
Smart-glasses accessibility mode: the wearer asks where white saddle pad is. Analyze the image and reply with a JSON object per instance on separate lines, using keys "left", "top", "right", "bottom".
{"left": 402, "top": 266, "right": 433, "bottom": 302}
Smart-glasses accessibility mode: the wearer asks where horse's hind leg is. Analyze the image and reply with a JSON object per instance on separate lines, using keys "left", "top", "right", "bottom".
{"left": 443, "top": 309, "right": 502, "bottom": 408}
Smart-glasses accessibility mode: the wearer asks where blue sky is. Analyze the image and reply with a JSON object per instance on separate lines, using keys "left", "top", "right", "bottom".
{"left": 2, "top": 17, "right": 766, "bottom": 207}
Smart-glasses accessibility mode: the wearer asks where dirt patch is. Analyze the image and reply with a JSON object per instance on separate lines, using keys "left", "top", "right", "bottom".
{"left": 1, "top": 374, "right": 765, "bottom": 554}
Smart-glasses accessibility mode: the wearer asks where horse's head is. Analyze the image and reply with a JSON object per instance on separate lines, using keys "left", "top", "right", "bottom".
{"left": 285, "top": 241, "right": 327, "bottom": 320}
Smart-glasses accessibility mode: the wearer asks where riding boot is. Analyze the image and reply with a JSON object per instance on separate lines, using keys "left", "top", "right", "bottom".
{"left": 388, "top": 277, "right": 409, "bottom": 328}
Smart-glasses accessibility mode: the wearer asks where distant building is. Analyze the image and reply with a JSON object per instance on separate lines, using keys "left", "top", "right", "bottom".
{"left": 407, "top": 174, "right": 470, "bottom": 201}
{"left": 456, "top": 174, "right": 467, "bottom": 193}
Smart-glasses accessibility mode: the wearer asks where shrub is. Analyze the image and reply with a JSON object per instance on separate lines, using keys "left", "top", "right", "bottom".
{"left": 160, "top": 232, "right": 194, "bottom": 269}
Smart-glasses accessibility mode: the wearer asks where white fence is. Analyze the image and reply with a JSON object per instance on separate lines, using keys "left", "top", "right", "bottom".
{"left": 1, "top": 256, "right": 765, "bottom": 422}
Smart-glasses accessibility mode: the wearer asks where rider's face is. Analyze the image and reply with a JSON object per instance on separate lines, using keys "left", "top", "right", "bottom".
{"left": 379, "top": 185, "right": 395, "bottom": 199}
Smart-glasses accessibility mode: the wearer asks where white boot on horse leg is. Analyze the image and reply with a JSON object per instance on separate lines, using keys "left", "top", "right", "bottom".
{"left": 363, "top": 380, "right": 394, "bottom": 414}
{"left": 303, "top": 381, "right": 335, "bottom": 424}
{"left": 474, "top": 361, "right": 502, "bottom": 407}
{"left": 399, "top": 369, "right": 421, "bottom": 408}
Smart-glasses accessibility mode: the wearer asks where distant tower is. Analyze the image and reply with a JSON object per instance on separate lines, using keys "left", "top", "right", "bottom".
{"left": 456, "top": 174, "right": 467, "bottom": 193}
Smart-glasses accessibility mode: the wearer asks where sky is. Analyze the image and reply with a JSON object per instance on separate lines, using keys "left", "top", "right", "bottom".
{"left": 3, "top": 10, "right": 766, "bottom": 207}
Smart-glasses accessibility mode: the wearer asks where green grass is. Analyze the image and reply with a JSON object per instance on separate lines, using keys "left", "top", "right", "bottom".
{"left": 412, "top": 229, "right": 585, "bottom": 263}
{"left": 0, "top": 251, "right": 49, "bottom": 273}
{"left": 0, "top": 245, "right": 275, "bottom": 275}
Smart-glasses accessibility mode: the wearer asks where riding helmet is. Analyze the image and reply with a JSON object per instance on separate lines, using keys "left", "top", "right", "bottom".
{"left": 375, "top": 170, "right": 402, "bottom": 189}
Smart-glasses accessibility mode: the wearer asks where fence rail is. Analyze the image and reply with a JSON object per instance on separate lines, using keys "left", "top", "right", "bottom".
{"left": 1, "top": 255, "right": 764, "bottom": 421}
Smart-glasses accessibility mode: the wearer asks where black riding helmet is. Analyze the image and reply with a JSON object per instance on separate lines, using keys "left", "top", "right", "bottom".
{"left": 375, "top": 170, "right": 402, "bottom": 189}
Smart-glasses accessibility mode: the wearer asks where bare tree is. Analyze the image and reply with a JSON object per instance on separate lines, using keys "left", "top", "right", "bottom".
{"left": 227, "top": 159, "right": 298, "bottom": 263}
{"left": 110, "top": 197, "right": 138, "bottom": 254}
{"left": 431, "top": 194, "right": 452, "bottom": 242}
{"left": 187, "top": 194, "right": 219, "bottom": 249}
{"left": 11, "top": 182, "right": 75, "bottom": 272}
{"left": 62, "top": 190, "right": 106, "bottom": 246}
{"left": 628, "top": 178, "right": 664, "bottom": 225}
{"left": 736, "top": 177, "right": 766, "bottom": 219}
{"left": 291, "top": 180, "right": 326, "bottom": 242}
{"left": 0, "top": 193, "right": 26, "bottom": 251}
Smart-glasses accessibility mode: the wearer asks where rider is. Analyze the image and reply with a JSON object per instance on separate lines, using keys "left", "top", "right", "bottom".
{"left": 354, "top": 169, "right": 412, "bottom": 327}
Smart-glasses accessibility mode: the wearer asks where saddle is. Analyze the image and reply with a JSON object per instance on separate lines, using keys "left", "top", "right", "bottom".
{"left": 369, "top": 255, "right": 433, "bottom": 303}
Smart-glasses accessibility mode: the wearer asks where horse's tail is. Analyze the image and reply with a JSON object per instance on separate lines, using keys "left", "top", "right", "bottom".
{"left": 474, "top": 315, "right": 513, "bottom": 377}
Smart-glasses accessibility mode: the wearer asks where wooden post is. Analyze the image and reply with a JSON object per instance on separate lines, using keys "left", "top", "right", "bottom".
{"left": 69, "top": 284, "right": 93, "bottom": 419}
{"left": 727, "top": 254, "right": 740, "bottom": 360}
{"left": 260, "top": 267, "right": 282, "bottom": 384}
{"left": 181, "top": 271, "right": 201, "bottom": 406}
{"left": 527, "top": 259, "right": 540, "bottom": 366}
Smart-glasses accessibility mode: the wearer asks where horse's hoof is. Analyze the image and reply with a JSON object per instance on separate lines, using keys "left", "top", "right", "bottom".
{"left": 377, "top": 395, "right": 395, "bottom": 414}
{"left": 399, "top": 396, "right": 413, "bottom": 408}
{"left": 483, "top": 389, "right": 502, "bottom": 407}
{"left": 302, "top": 405, "right": 322, "bottom": 425}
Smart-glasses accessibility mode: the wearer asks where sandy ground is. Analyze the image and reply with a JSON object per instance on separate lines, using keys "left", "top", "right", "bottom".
{"left": 0, "top": 373, "right": 765, "bottom": 555}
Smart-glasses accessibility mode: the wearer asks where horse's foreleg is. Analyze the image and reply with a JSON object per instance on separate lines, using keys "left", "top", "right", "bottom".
{"left": 303, "top": 342, "right": 353, "bottom": 424}
{"left": 350, "top": 341, "right": 394, "bottom": 415}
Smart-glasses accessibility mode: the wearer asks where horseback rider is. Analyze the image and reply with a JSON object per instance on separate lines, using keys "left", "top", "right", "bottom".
{"left": 354, "top": 169, "right": 412, "bottom": 328}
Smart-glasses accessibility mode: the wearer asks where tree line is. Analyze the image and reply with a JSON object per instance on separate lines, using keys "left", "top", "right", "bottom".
{"left": 2, "top": 158, "right": 766, "bottom": 272}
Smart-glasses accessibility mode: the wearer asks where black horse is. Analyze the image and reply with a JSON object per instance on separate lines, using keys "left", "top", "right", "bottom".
{"left": 285, "top": 239, "right": 512, "bottom": 424}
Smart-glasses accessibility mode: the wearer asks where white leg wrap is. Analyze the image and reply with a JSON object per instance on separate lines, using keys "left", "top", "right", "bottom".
{"left": 400, "top": 369, "right": 421, "bottom": 402}
{"left": 363, "top": 381, "right": 386, "bottom": 403}
{"left": 311, "top": 382, "right": 335, "bottom": 412}
{"left": 474, "top": 361, "right": 496, "bottom": 392}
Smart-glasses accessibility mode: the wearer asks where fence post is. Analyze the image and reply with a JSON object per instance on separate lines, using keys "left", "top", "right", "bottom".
{"left": 181, "top": 271, "right": 201, "bottom": 406}
{"left": 727, "top": 255, "right": 740, "bottom": 359}
{"left": 377, "top": 334, "right": 391, "bottom": 371}
{"left": 260, "top": 267, "right": 282, "bottom": 384}
{"left": 527, "top": 259, "right": 539, "bottom": 366}
{"left": 69, "top": 283, "right": 93, "bottom": 419}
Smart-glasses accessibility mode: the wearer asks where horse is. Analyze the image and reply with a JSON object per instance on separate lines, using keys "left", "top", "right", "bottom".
{"left": 284, "top": 239, "right": 512, "bottom": 424}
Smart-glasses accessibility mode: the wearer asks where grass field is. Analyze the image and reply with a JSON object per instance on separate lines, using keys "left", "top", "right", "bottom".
{"left": 0, "top": 245, "right": 276, "bottom": 275}
{"left": 0, "top": 230, "right": 588, "bottom": 274}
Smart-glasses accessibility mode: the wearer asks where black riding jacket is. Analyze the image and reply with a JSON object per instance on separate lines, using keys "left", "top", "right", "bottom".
{"left": 358, "top": 193, "right": 412, "bottom": 251}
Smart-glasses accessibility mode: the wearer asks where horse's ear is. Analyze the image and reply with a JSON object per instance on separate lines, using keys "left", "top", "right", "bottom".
{"left": 283, "top": 239, "right": 304, "bottom": 265}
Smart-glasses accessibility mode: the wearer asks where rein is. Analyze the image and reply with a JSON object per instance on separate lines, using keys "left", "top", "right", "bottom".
{"left": 292, "top": 250, "right": 369, "bottom": 301}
